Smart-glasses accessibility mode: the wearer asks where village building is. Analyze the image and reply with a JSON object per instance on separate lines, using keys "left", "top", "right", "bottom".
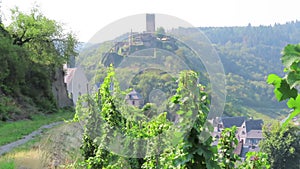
{"left": 214, "top": 116, "right": 264, "bottom": 159}
{"left": 64, "top": 65, "right": 89, "bottom": 105}
{"left": 238, "top": 119, "right": 263, "bottom": 145}
{"left": 125, "top": 89, "right": 144, "bottom": 108}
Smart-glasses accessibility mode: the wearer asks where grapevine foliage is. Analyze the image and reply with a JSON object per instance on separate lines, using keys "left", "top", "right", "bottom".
{"left": 267, "top": 43, "right": 300, "bottom": 127}
{"left": 217, "top": 126, "right": 240, "bottom": 169}
{"left": 237, "top": 152, "right": 270, "bottom": 169}
{"left": 74, "top": 66, "right": 269, "bottom": 168}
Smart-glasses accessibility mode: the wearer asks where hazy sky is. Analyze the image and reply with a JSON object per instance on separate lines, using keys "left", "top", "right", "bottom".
{"left": 1, "top": 0, "right": 299, "bottom": 42}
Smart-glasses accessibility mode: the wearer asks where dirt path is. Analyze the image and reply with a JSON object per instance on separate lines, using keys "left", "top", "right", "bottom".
{"left": 0, "top": 121, "right": 64, "bottom": 156}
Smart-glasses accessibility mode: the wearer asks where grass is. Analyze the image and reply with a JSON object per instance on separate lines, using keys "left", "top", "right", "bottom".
{"left": 0, "top": 159, "right": 15, "bottom": 169}
{"left": 0, "top": 121, "right": 83, "bottom": 169}
{"left": 0, "top": 109, "right": 75, "bottom": 146}
{"left": 0, "top": 147, "right": 47, "bottom": 169}
{"left": 0, "top": 124, "right": 56, "bottom": 169}
{"left": 10, "top": 149, "right": 45, "bottom": 169}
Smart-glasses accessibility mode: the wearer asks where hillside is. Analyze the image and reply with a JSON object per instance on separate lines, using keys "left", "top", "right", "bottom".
{"left": 77, "top": 21, "right": 300, "bottom": 120}
{"left": 0, "top": 8, "right": 77, "bottom": 121}
{"left": 199, "top": 21, "right": 300, "bottom": 119}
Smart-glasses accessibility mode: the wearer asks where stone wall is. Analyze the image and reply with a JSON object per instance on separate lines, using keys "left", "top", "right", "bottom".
{"left": 52, "top": 68, "right": 73, "bottom": 108}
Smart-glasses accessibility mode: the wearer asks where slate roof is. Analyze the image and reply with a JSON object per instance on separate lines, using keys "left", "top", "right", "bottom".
{"left": 125, "top": 89, "right": 143, "bottom": 100}
{"left": 246, "top": 130, "right": 263, "bottom": 138}
{"left": 245, "top": 119, "right": 263, "bottom": 132}
{"left": 221, "top": 116, "right": 246, "bottom": 128}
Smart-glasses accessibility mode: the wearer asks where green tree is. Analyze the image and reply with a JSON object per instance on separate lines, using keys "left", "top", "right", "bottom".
{"left": 7, "top": 6, "right": 78, "bottom": 66}
{"left": 0, "top": 32, "right": 27, "bottom": 94}
{"left": 259, "top": 121, "right": 300, "bottom": 169}
{"left": 155, "top": 27, "right": 166, "bottom": 38}
{"left": 0, "top": 6, "right": 78, "bottom": 118}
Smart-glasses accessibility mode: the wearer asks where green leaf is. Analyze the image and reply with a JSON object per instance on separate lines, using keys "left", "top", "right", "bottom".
{"left": 267, "top": 74, "right": 282, "bottom": 88}
{"left": 286, "top": 71, "right": 300, "bottom": 88}
{"left": 170, "top": 94, "right": 180, "bottom": 104}
{"left": 276, "top": 79, "right": 298, "bottom": 101}
{"left": 267, "top": 75, "right": 297, "bottom": 101}
{"left": 283, "top": 94, "right": 300, "bottom": 128}
{"left": 281, "top": 44, "right": 300, "bottom": 68}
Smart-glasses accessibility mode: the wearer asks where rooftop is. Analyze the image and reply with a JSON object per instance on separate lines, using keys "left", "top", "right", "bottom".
{"left": 125, "top": 89, "right": 143, "bottom": 100}
{"left": 221, "top": 116, "right": 247, "bottom": 128}
{"left": 246, "top": 130, "right": 263, "bottom": 138}
{"left": 246, "top": 119, "right": 263, "bottom": 132}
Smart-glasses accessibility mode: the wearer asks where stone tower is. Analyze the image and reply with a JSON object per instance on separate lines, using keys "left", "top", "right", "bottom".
{"left": 146, "top": 14, "right": 155, "bottom": 33}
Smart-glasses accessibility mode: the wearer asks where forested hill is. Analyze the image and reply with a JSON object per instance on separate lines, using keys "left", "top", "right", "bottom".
{"left": 78, "top": 21, "right": 300, "bottom": 120}
{"left": 200, "top": 22, "right": 300, "bottom": 46}
{"left": 198, "top": 21, "right": 300, "bottom": 119}
{"left": 200, "top": 21, "right": 300, "bottom": 77}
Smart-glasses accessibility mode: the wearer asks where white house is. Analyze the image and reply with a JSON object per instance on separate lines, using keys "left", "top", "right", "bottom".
{"left": 64, "top": 66, "right": 89, "bottom": 105}
{"left": 214, "top": 116, "right": 264, "bottom": 158}
{"left": 238, "top": 119, "right": 263, "bottom": 145}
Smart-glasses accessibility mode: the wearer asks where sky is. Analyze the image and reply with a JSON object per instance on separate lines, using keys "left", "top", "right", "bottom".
{"left": 1, "top": 0, "right": 300, "bottom": 42}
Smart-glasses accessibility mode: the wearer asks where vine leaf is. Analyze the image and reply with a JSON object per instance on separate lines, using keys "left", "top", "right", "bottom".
{"left": 267, "top": 74, "right": 281, "bottom": 88}
{"left": 286, "top": 71, "right": 300, "bottom": 89}
{"left": 267, "top": 74, "right": 297, "bottom": 101}
{"left": 283, "top": 95, "right": 300, "bottom": 128}
{"left": 281, "top": 44, "right": 300, "bottom": 68}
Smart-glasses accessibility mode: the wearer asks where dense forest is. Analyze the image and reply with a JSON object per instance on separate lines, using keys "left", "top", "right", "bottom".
{"left": 199, "top": 22, "right": 300, "bottom": 118}
{"left": 77, "top": 21, "right": 300, "bottom": 120}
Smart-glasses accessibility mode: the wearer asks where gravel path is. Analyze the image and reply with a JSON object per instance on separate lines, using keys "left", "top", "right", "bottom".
{"left": 0, "top": 121, "right": 64, "bottom": 156}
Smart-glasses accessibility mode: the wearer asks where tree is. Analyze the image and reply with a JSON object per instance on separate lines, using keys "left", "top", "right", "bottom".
{"left": 155, "top": 27, "right": 166, "bottom": 38}
{"left": 0, "top": 32, "right": 27, "bottom": 94}
{"left": 259, "top": 121, "right": 300, "bottom": 169}
{"left": 0, "top": 6, "right": 78, "bottom": 116}
{"left": 7, "top": 6, "right": 78, "bottom": 66}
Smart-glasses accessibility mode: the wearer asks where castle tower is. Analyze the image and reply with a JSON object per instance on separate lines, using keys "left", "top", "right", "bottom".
{"left": 146, "top": 14, "right": 155, "bottom": 33}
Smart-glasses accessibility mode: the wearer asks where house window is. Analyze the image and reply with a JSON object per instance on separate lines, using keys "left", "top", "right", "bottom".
{"left": 242, "top": 131, "right": 245, "bottom": 135}
{"left": 132, "top": 100, "right": 135, "bottom": 105}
